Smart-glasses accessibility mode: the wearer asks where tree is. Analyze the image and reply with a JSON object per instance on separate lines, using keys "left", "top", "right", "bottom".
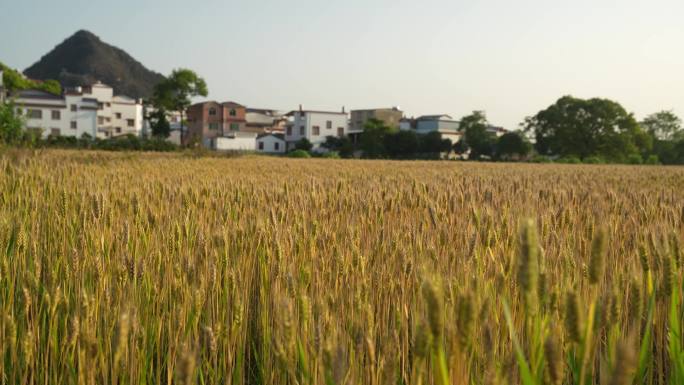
{"left": 360, "top": 118, "right": 394, "bottom": 158}
{"left": 0, "top": 101, "right": 25, "bottom": 144}
{"left": 418, "top": 131, "right": 452, "bottom": 158}
{"left": 294, "top": 138, "right": 313, "bottom": 152}
{"left": 525, "top": 96, "right": 651, "bottom": 162}
{"left": 148, "top": 109, "right": 171, "bottom": 138}
{"left": 384, "top": 130, "right": 419, "bottom": 158}
{"left": 322, "top": 135, "right": 354, "bottom": 158}
{"left": 460, "top": 111, "right": 495, "bottom": 160}
{"left": 495, "top": 132, "right": 531, "bottom": 161}
{"left": 152, "top": 69, "right": 208, "bottom": 145}
{"left": 0, "top": 62, "right": 62, "bottom": 95}
{"left": 641, "top": 110, "right": 682, "bottom": 141}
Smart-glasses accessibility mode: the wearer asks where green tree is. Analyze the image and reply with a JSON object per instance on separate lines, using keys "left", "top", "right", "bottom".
{"left": 0, "top": 101, "right": 26, "bottom": 144}
{"left": 148, "top": 109, "right": 171, "bottom": 138}
{"left": 525, "top": 96, "right": 651, "bottom": 162}
{"left": 1, "top": 62, "right": 61, "bottom": 95}
{"left": 418, "top": 131, "right": 452, "bottom": 158}
{"left": 384, "top": 130, "right": 419, "bottom": 158}
{"left": 294, "top": 138, "right": 313, "bottom": 152}
{"left": 152, "top": 69, "right": 208, "bottom": 144}
{"left": 495, "top": 132, "right": 532, "bottom": 161}
{"left": 322, "top": 135, "right": 354, "bottom": 158}
{"left": 360, "top": 118, "right": 394, "bottom": 158}
{"left": 460, "top": 111, "right": 495, "bottom": 160}
{"left": 641, "top": 110, "right": 682, "bottom": 141}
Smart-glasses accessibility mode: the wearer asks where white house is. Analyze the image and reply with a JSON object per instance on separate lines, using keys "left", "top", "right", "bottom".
{"left": 415, "top": 115, "right": 463, "bottom": 144}
{"left": 256, "top": 133, "right": 286, "bottom": 154}
{"left": 285, "top": 107, "right": 348, "bottom": 152}
{"left": 80, "top": 82, "right": 144, "bottom": 138}
{"left": 212, "top": 132, "right": 257, "bottom": 151}
{"left": 14, "top": 89, "right": 99, "bottom": 138}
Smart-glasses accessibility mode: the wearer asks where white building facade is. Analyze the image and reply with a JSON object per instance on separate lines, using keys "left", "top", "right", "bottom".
{"left": 81, "top": 82, "right": 144, "bottom": 138}
{"left": 212, "top": 132, "right": 257, "bottom": 151}
{"left": 14, "top": 89, "right": 99, "bottom": 138}
{"left": 285, "top": 109, "right": 348, "bottom": 152}
{"left": 415, "top": 115, "right": 463, "bottom": 144}
{"left": 256, "top": 133, "right": 286, "bottom": 154}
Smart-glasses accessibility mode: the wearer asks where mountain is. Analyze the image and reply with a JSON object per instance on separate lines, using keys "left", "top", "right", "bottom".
{"left": 23, "top": 30, "right": 165, "bottom": 99}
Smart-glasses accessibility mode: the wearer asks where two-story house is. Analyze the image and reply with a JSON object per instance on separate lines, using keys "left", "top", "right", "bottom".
{"left": 285, "top": 106, "right": 348, "bottom": 152}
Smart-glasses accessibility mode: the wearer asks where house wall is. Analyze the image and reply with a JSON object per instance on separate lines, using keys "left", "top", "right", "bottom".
{"left": 82, "top": 83, "right": 144, "bottom": 138}
{"left": 213, "top": 134, "right": 257, "bottom": 151}
{"left": 257, "top": 136, "right": 286, "bottom": 153}
{"left": 186, "top": 102, "right": 248, "bottom": 147}
{"left": 286, "top": 111, "right": 348, "bottom": 151}
{"left": 350, "top": 108, "right": 403, "bottom": 132}
{"left": 112, "top": 98, "right": 143, "bottom": 137}
{"left": 17, "top": 95, "right": 98, "bottom": 139}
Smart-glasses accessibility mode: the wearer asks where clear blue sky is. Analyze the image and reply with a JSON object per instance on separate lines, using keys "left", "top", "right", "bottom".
{"left": 2, "top": 0, "right": 683, "bottom": 128}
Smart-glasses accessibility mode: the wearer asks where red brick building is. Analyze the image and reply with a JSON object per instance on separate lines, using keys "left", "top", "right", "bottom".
{"left": 185, "top": 101, "right": 247, "bottom": 146}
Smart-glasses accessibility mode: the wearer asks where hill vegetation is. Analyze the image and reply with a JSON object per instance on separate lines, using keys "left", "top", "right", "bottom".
{"left": 23, "top": 30, "right": 165, "bottom": 99}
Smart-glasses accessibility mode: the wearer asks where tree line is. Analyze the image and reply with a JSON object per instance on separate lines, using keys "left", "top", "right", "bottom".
{"left": 343, "top": 96, "right": 684, "bottom": 164}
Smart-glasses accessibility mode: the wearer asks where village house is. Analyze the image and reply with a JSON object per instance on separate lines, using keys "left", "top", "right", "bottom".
{"left": 80, "top": 82, "right": 144, "bottom": 138}
{"left": 350, "top": 107, "right": 403, "bottom": 131}
{"left": 285, "top": 106, "right": 348, "bottom": 152}
{"left": 13, "top": 89, "right": 99, "bottom": 138}
{"left": 256, "top": 133, "right": 286, "bottom": 154}
{"left": 185, "top": 101, "right": 248, "bottom": 147}
{"left": 246, "top": 108, "right": 288, "bottom": 134}
{"left": 401, "top": 114, "right": 463, "bottom": 144}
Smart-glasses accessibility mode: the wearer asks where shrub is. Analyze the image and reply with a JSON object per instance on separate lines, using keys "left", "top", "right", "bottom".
{"left": 583, "top": 156, "right": 605, "bottom": 164}
{"left": 287, "top": 149, "right": 311, "bottom": 158}
{"left": 627, "top": 154, "right": 643, "bottom": 164}
{"left": 529, "top": 155, "right": 553, "bottom": 163}
{"left": 556, "top": 156, "right": 581, "bottom": 164}
{"left": 645, "top": 155, "right": 660, "bottom": 165}
{"left": 322, "top": 151, "right": 340, "bottom": 159}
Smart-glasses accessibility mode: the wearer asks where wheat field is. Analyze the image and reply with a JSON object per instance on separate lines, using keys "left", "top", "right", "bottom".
{"left": 0, "top": 149, "right": 682, "bottom": 385}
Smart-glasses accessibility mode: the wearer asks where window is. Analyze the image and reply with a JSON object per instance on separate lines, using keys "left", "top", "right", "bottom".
{"left": 209, "top": 123, "right": 218, "bottom": 130}
{"left": 338, "top": 127, "right": 344, "bottom": 136}
{"left": 312, "top": 126, "right": 320, "bottom": 136}
{"left": 70, "top": 121, "right": 77, "bottom": 129}
{"left": 209, "top": 108, "right": 217, "bottom": 116}
{"left": 98, "top": 117, "right": 105, "bottom": 125}
{"left": 115, "top": 113, "right": 122, "bottom": 119}
{"left": 299, "top": 126, "right": 305, "bottom": 136}
{"left": 105, "top": 103, "right": 111, "bottom": 107}
{"left": 275, "top": 142, "right": 280, "bottom": 151}
{"left": 287, "top": 126, "right": 292, "bottom": 136}
{"left": 27, "top": 109, "right": 42, "bottom": 119}
{"left": 71, "top": 104, "right": 77, "bottom": 112}
{"left": 51, "top": 110, "right": 61, "bottom": 120}
{"left": 127, "top": 119, "right": 134, "bottom": 127}
{"left": 115, "top": 127, "right": 122, "bottom": 133}
{"left": 230, "top": 123, "right": 240, "bottom": 131}
{"left": 258, "top": 142, "right": 264, "bottom": 150}
{"left": 326, "top": 120, "right": 332, "bottom": 129}
{"left": 229, "top": 109, "right": 237, "bottom": 117}
{"left": 50, "top": 128, "right": 60, "bottom": 137}
{"left": 106, "top": 117, "right": 111, "bottom": 123}
{"left": 98, "top": 103, "right": 104, "bottom": 110}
